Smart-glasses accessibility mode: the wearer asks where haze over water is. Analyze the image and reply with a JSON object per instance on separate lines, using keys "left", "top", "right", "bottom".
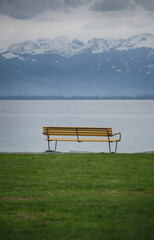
{"left": 0, "top": 100, "right": 154, "bottom": 153}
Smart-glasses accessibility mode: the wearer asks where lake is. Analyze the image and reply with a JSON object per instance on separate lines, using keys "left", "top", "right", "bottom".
{"left": 0, "top": 100, "right": 154, "bottom": 153}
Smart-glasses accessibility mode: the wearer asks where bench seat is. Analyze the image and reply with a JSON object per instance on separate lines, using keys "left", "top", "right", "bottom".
{"left": 46, "top": 137, "right": 120, "bottom": 142}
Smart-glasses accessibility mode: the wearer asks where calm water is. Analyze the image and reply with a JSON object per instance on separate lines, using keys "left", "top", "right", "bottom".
{"left": 0, "top": 100, "right": 154, "bottom": 153}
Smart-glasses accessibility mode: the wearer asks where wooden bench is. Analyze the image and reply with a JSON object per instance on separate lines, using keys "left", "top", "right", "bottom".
{"left": 43, "top": 127, "right": 121, "bottom": 153}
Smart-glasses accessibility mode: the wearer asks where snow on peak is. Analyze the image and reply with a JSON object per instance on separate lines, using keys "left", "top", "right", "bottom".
{"left": 77, "top": 38, "right": 112, "bottom": 54}
{"left": 117, "top": 33, "right": 154, "bottom": 50}
{"left": 3, "top": 33, "right": 154, "bottom": 59}
{"left": 88, "top": 38, "right": 111, "bottom": 53}
{"left": 7, "top": 36, "right": 84, "bottom": 57}
{"left": 2, "top": 52, "right": 25, "bottom": 60}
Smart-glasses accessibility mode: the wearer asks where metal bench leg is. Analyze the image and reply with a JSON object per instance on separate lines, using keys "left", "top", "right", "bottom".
{"left": 115, "top": 142, "right": 118, "bottom": 153}
{"left": 108, "top": 142, "right": 111, "bottom": 153}
{"left": 55, "top": 141, "right": 57, "bottom": 151}
{"left": 48, "top": 140, "right": 50, "bottom": 151}
{"left": 108, "top": 142, "right": 118, "bottom": 153}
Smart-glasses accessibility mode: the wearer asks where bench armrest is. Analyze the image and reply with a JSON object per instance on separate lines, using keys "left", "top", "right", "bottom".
{"left": 113, "top": 131, "right": 121, "bottom": 141}
{"left": 113, "top": 131, "right": 120, "bottom": 135}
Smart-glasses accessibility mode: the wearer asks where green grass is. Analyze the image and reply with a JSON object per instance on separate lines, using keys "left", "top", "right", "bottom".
{"left": 0, "top": 153, "right": 154, "bottom": 240}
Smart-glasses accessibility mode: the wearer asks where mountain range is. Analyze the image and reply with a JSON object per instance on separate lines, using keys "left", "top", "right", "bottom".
{"left": 0, "top": 33, "right": 154, "bottom": 97}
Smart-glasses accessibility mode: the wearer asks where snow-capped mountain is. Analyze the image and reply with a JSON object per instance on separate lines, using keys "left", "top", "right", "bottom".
{"left": 0, "top": 33, "right": 153, "bottom": 97}
{"left": 116, "top": 33, "right": 154, "bottom": 50}
{"left": 77, "top": 38, "right": 123, "bottom": 55}
{"left": 2, "top": 33, "right": 154, "bottom": 60}
{"left": 76, "top": 38, "right": 113, "bottom": 54}
{"left": 6, "top": 36, "right": 84, "bottom": 58}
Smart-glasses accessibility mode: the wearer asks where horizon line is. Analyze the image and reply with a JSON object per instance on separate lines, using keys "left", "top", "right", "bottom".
{"left": 0, "top": 95, "right": 154, "bottom": 100}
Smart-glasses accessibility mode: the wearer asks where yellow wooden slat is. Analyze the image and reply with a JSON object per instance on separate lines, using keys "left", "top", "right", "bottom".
{"left": 44, "top": 127, "right": 111, "bottom": 129}
{"left": 77, "top": 131, "right": 112, "bottom": 136}
{"left": 46, "top": 137, "right": 120, "bottom": 142}
{"left": 44, "top": 130, "right": 77, "bottom": 133}
{"left": 43, "top": 131, "right": 77, "bottom": 136}
{"left": 44, "top": 132, "right": 112, "bottom": 136}
{"left": 43, "top": 127, "right": 112, "bottom": 131}
{"left": 44, "top": 133, "right": 112, "bottom": 137}
{"left": 46, "top": 133, "right": 79, "bottom": 136}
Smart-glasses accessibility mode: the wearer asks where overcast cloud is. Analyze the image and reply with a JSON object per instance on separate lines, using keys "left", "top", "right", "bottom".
{"left": 0, "top": 0, "right": 153, "bottom": 19}
{"left": 0, "top": 0, "right": 90, "bottom": 19}
{"left": 0, "top": 0, "right": 154, "bottom": 51}
{"left": 91, "top": 0, "right": 135, "bottom": 12}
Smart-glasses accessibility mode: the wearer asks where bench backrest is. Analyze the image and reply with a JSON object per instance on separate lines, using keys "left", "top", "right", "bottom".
{"left": 43, "top": 127, "right": 113, "bottom": 137}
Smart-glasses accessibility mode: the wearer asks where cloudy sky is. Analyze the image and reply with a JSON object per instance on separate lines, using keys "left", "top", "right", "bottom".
{"left": 0, "top": 0, "right": 154, "bottom": 51}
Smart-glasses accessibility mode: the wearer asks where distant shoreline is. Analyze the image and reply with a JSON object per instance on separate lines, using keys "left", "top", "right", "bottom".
{"left": 0, "top": 95, "right": 154, "bottom": 100}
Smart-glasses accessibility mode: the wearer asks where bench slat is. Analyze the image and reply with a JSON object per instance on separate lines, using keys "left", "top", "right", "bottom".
{"left": 46, "top": 137, "right": 120, "bottom": 142}
{"left": 44, "top": 133, "right": 112, "bottom": 137}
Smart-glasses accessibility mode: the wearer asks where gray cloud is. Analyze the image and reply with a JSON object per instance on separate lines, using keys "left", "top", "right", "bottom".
{"left": 135, "top": 0, "right": 154, "bottom": 11}
{"left": 90, "top": 0, "right": 135, "bottom": 12}
{"left": 64, "top": 0, "right": 90, "bottom": 8}
{"left": 0, "top": 0, "right": 47, "bottom": 19}
{"left": 0, "top": 0, "right": 154, "bottom": 20}
{"left": 0, "top": 0, "right": 89, "bottom": 19}
{"left": 90, "top": 0, "right": 154, "bottom": 12}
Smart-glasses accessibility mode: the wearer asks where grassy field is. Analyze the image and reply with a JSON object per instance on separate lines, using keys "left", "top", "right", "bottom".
{"left": 0, "top": 153, "right": 154, "bottom": 240}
